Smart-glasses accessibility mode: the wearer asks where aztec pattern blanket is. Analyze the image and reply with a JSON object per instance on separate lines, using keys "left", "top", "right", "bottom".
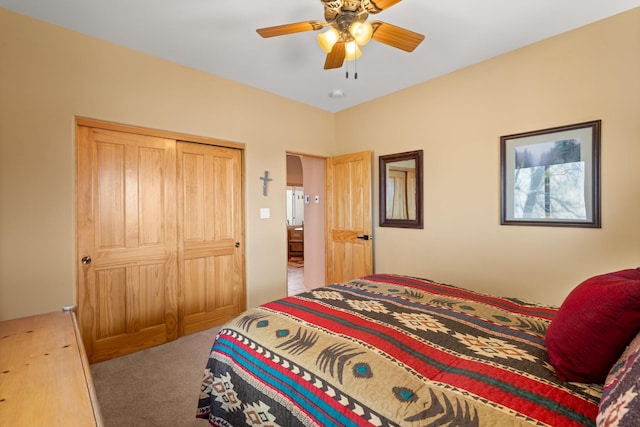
{"left": 197, "top": 274, "right": 601, "bottom": 426}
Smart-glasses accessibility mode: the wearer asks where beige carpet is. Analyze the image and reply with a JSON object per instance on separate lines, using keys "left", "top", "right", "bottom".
{"left": 91, "top": 326, "right": 220, "bottom": 427}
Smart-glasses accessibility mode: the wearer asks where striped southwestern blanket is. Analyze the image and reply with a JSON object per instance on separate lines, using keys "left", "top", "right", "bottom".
{"left": 197, "top": 274, "right": 601, "bottom": 426}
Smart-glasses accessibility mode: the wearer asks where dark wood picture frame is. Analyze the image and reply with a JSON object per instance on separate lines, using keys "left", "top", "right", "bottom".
{"left": 500, "top": 120, "right": 601, "bottom": 227}
{"left": 379, "top": 150, "right": 424, "bottom": 229}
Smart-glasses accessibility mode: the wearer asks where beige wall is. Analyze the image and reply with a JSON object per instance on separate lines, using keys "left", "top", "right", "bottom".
{"left": 336, "top": 8, "right": 640, "bottom": 305}
{"left": 0, "top": 8, "right": 335, "bottom": 320}
{"left": 286, "top": 155, "right": 303, "bottom": 187}
{"left": 1, "top": 7, "right": 639, "bottom": 320}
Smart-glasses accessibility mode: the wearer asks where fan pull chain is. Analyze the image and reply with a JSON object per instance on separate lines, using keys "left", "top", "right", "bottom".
{"left": 345, "top": 56, "right": 358, "bottom": 79}
{"left": 355, "top": 55, "right": 358, "bottom": 79}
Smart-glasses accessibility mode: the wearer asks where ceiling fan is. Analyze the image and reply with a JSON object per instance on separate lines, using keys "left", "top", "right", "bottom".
{"left": 256, "top": 0, "right": 425, "bottom": 70}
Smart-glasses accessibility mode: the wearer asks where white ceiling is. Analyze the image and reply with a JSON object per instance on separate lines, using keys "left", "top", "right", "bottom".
{"left": 2, "top": 0, "right": 639, "bottom": 112}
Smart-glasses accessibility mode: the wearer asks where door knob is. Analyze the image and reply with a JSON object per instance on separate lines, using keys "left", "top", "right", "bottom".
{"left": 356, "top": 235, "right": 370, "bottom": 241}
{"left": 81, "top": 256, "right": 92, "bottom": 265}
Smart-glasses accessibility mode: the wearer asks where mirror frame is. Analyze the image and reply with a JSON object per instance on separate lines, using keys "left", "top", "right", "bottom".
{"left": 379, "top": 150, "right": 424, "bottom": 229}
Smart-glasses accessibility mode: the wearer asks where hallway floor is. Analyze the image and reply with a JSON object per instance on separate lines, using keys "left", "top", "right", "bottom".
{"left": 287, "top": 266, "right": 305, "bottom": 295}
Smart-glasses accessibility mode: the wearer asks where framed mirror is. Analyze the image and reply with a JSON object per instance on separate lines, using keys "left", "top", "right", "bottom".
{"left": 379, "top": 150, "right": 423, "bottom": 229}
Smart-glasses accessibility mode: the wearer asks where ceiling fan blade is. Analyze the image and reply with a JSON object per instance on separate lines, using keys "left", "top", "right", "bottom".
{"left": 363, "top": 0, "right": 402, "bottom": 14}
{"left": 370, "top": 21, "right": 425, "bottom": 52}
{"left": 374, "top": 0, "right": 402, "bottom": 8}
{"left": 324, "top": 42, "right": 345, "bottom": 69}
{"left": 256, "top": 20, "right": 326, "bottom": 38}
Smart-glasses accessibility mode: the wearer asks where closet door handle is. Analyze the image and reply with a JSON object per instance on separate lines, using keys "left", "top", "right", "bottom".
{"left": 234, "top": 242, "right": 241, "bottom": 248}
{"left": 81, "top": 256, "right": 92, "bottom": 265}
{"left": 356, "top": 235, "right": 370, "bottom": 241}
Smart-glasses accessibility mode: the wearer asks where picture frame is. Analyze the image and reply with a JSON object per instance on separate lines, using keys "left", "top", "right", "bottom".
{"left": 500, "top": 120, "right": 601, "bottom": 227}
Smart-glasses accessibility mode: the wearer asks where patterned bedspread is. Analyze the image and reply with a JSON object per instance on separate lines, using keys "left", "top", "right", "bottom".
{"left": 197, "top": 274, "right": 601, "bottom": 426}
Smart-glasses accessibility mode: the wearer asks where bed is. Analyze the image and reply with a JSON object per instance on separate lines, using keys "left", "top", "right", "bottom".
{"left": 197, "top": 271, "right": 640, "bottom": 426}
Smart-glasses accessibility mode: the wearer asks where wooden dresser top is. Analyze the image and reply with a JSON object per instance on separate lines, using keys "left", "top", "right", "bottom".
{"left": 0, "top": 311, "right": 102, "bottom": 426}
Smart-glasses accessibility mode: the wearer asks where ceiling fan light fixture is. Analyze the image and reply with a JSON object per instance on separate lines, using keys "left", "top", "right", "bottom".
{"left": 350, "top": 21, "right": 373, "bottom": 45}
{"left": 321, "top": 0, "right": 343, "bottom": 10}
{"left": 317, "top": 28, "right": 340, "bottom": 52}
{"left": 345, "top": 41, "right": 362, "bottom": 61}
{"left": 256, "top": 0, "right": 425, "bottom": 71}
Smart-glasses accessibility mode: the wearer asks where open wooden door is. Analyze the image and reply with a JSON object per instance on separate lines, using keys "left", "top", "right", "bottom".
{"left": 325, "top": 151, "right": 373, "bottom": 284}
{"left": 77, "top": 126, "right": 178, "bottom": 363}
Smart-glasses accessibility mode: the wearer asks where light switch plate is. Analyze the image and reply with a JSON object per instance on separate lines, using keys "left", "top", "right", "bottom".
{"left": 260, "top": 208, "right": 270, "bottom": 219}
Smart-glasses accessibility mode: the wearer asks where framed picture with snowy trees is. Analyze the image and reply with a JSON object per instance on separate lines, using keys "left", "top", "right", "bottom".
{"left": 500, "top": 120, "right": 601, "bottom": 227}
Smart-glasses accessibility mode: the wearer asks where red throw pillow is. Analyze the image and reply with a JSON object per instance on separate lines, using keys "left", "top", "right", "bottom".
{"left": 545, "top": 268, "right": 640, "bottom": 383}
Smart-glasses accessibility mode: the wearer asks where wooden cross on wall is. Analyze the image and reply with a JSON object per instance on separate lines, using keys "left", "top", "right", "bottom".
{"left": 260, "top": 171, "right": 273, "bottom": 196}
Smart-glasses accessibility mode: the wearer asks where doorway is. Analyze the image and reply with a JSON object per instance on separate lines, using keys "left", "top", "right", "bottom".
{"left": 286, "top": 154, "right": 325, "bottom": 295}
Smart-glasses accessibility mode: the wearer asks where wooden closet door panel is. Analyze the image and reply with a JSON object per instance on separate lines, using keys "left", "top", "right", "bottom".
{"left": 177, "top": 142, "right": 245, "bottom": 336}
{"left": 183, "top": 255, "right": 235, "bottom": 313}
{"left": 77, "top": 126, "right": 177, "bottom": 363}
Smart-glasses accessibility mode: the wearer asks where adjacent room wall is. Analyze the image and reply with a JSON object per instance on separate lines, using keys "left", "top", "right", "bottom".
{"left": 299, "top": 155, "right": 326, "bottom": 289}
{"left": 0, "top": 8, "right": 335, "bottom": 320}
{"left": 335, "top": 8, "right": 640, "bottom": 305}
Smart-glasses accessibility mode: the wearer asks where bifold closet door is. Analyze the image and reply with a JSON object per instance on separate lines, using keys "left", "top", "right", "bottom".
{"left": 177, "top": 142, "right": 245, "bottom": 336}
{"left": 77, "top": 126, "right": 178, "bottom": 363}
